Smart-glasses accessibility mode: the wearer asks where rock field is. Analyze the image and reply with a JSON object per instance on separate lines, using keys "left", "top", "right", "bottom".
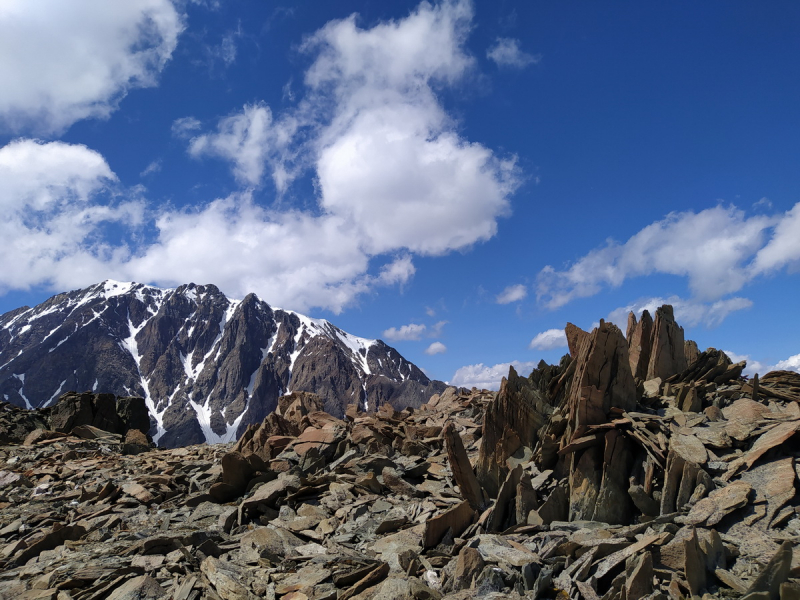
{"left": 2, "top": 305, "right": 800, "bottom": 599}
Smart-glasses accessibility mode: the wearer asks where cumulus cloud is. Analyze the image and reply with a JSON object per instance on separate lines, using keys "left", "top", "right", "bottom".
{"left": 723, "top": 350, "right": 800, "bottom": 377}
{"left": 536, "top": 204, "right": 800, "bottom": 311}
{"left": 0, "top": 0, "right": 184, "bottom": 134}
{"left": 383, "top": 323, "right": 427, "bottom": 341}
{"left": 775, "top": 353, "right": 800, "bottom": 373}
{"left": 496, "top": 284, "right": 527, "bottom": 304}
{"left": 382, "top": 319, "right": 447, "bottom": 341}
{"left": 487, "top": 38, "right": 540, "bottom": 68}
{"left": 0, "top": 1, "right": 520, "bottom": 314}
{"left": 0, "top": 139, "right": 140, "bottom": 293}
{"left": 722, "top": 350, "right": 766, "bottom": 377}
{"left": 450, "top": 360, "right": 538, "bottom": 390}
{"left": 187, "top": 103, "right": 286, "bottom": 188}
{"left": 751, "top": 203, "right": 800, "bottom": 275}
{"left": 529, "top": 328, "right": 567, "bottom": 351}
{"left": 607, "top": 295, "right": 753, "bottom": 329}
{"left": 425, "top": 341, "right": 447, "bottom": 355}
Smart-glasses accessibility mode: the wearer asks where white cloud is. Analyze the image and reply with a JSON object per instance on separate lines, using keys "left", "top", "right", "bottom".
{"left": 424, "top": 341, "right": 447, "bottom": 355}
{"left": 0, "top": 0, "right": 184, "bottom": 134}
{"left": 487, "top": 37, "right": 540, "bottom": 68}
{"left": 429, "top": 320, "right": 448, "bottom": 337}
{"left": 382, "top": 319, "right": 447, "bottom": 341}
{"left": 120, "top": 194, "right": 376, "bottom": 313}
{"left": 186, "top": 0, "right": 518, "bottom": 251}
{"left": 172, "top": 116, "right": 202, "bottom": 138}
{"left": 607, "top": 295, "right": 753, "bottom": 329}
{"left": 529, "top": 328, "right": 567, "bottom": 351}
{"left": 450, "top": 360, "right": 538, "bottom": 390}
{"left": 722, "top": 350, "right": 766, "bottom": 377}
{"left": 377, "top": 255, "right": 415, "bottom": 286}
{"left": 751, "top": 202, "right": 800, "bottom": 275}
{"left": 187, "top": 103, "right": 294, "bottom": 188}
{"left": 537, "top": 204, "right": 790, "bottom": 310}
{"left": 0, "top": 139, "right": 140, "bottom": 293}
{"left": 140, "top": 160, "right": 162, "bottom": 177}
{"left": 774, "top": 353, "right": 800, "bottom": 373}
{"left": 209, "top": 28, "right": 241, "bottom": 67}
{"left": 723, "top": 350, "right": 800, "bottom": 377}
{"left": 0, "top": 1, "right": 521, "bottom": 315}
{"left": 496, "top": 283, "right": 527, "bottom": 304}
{"left": 383, "top": 323, "right": 427, "bottom": 341}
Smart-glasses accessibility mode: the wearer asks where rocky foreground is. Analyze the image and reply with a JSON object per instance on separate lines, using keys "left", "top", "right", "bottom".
{"left": 2, "top": 306, "right": 800, "bottom": 599}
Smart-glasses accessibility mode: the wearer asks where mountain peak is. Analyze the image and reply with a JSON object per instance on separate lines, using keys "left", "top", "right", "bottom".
{"left": 0, "top": 281, "right": 444, "bottom": 447}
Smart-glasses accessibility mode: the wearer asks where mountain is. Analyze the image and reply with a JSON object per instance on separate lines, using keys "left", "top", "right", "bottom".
{"left": 0, "top": 280, "right": 445, "bottom": 447}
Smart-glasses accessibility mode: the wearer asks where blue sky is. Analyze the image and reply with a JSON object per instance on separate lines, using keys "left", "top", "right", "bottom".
{"left": 1, "top": 0, "right": 799, "bottom": 388}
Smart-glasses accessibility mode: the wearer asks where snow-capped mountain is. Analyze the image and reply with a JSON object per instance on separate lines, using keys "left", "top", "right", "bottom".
{"left": 0, "top": 281, "right": 445, "bottom": 447}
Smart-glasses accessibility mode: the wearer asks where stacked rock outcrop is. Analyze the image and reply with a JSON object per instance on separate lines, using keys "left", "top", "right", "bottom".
{"left": 1, "top": 305, "right": 800, "bottom": 599}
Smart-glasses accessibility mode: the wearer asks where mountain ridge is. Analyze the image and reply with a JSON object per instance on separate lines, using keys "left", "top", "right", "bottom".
{"left": 0, "top": 280, "right": 445, "bottom": 447}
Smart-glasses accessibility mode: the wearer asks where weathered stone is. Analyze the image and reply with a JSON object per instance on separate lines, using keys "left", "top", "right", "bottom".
{"left": 647, "top": 305, "right": 687, "bottom": 380}
{"left": 106, "top": 575, "right": 166, "bottom": 600}
{"left": 443, "top": 422, "right": 485, "bottom": 510}
{"left": 566, "top": 320, "right": 636, "bottom": 436}
{"left": 240, "top": 526, "right": 304, "bottom": 562}
{"left": 423, "top": 500, "right": 475, "bottom": 548}
{"left": 683, "top": 480, "right": 752, "bottom": 526}
{"left": 684, "top": 528, "right": 706, "bottom": 596}
{"left": 381, "top": 467, "right": 422, "bottom": 498}
{"left": 627, "top": 309, "right": 654, "bottom": 381}
{"left": 451, "top": 546, "right": 485, "bottom": 591}
{"left": 475, "top": 365, "right": 553, "bottom": 497}
{"left": 201, "top": 557, "right": 252, "bottom": 600}
{"left": 566, "top": 322, "right": 589, "bottom": 358}
{"left": 745, "top": 541, "right": 793, "bottom": 600}
{"left": 625, "top": 551, "right": 653, "bottom": 598}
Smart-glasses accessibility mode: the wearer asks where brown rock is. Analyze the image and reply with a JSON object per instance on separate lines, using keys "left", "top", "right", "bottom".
{"left": 201, "top": 556, "right": 252, "bottom": 600}
{"left": 745, "top": 541, "right": 793, "bottom": 600}
{"left": 122, "top": 428, "right": 150, "bottom": 455}
{"left": 423, "top": 500, "right": 475, "bottom": 549}
{"left": 339, "top": 563, "right": 390, "bottom": 600}
{"left": 106, "top": 575, "right": 166, "bottom": 600}
{"left": 626, "top": 551, "right": 653, "bottom": 598}
{"left": 122, "top": 482, "right": 154, "bottom": 504}
{"left": 566, "top": 322, "right": 589, "bottom": 358}
{"left": 381, "top": 467, "right": 422, "bottom": 498}
{"left": 627, "top": 309, "right": 654, "bottom": 381}
{"left": 443, "top": 422, "right": 485, "bottom": 510}
{"left": 239, "top": 474, "right": 301, "bottom": 517}
{"left": 647, "top": 305, "right": 687, "bottom": 380}
{"left": 475, "top": 365, "right": 551, "bottom": 498}
{"left": 671, "top": 433, "right": 708, "bottom": 465}
{"left": 293, "top": 424, "right": 345, "bottom": 459}
{"left": 592, "top": 429, "right": 634, "bottom": 524}
{"left": 452, "top": 546, "right": 485, "bottom": 591}
{"left": 566, "top": 320, "right": 636, "bottom": 435}
{"left": 240, "top": 526, "right": 304, "bottom": 562}
{"left": 277, "top": 391, "right": 324, "bottom": 427}
{"left": 685, "top": 340, "right": 700, "bottom": 367}
{"left": 740, "top": 457, "right": 796, "bottom": 528}
{"left": 683, "top": 480, "right": 752, "bottom": 526}
{"left": 22, "top": 429, "right": 66, "bottom": 446}
{"left": 684, "top": 528, "right": 706, "bottom": 596}
{"left": 233, "top": 412, "right": 299, "bottom": 461}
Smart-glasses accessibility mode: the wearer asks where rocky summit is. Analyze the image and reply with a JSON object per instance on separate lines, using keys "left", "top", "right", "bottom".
{"left": 0, "top": 281, "right": 445, "bottom": 448}
{"left": 2, "top": 305, "right": 800, "bottom": 599}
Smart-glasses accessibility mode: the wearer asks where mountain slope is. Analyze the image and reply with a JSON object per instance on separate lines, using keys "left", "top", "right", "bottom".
{"left": 0, "top": 280, "right": 444, "bottom": 447}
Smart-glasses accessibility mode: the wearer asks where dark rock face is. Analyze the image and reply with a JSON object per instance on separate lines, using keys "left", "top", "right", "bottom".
{"left": 0, "top": 281, "right": 444, "bottom": 447}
